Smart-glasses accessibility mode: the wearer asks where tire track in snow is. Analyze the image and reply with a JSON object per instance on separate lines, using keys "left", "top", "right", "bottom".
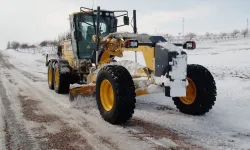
{"left": 16, "top": 86, "right": 121, "bottom": 150}
{"left": 17, "top": 69, "right": 47, "bottom": 82}
{"left": 17, "top": 94, "right": 93, "bottom": 150}
{"left": 0, "top": 51, "right": 206, "bottom": 149}
{"left": 0, "top": 75, "right": 38, "bottom": 150}
{"left": 71, "top": 96, "right": 206, "bottom": 149}
{"left": 0, "top": 52, "right": 95, "bottom": 150}
{"left": 0, "top": 52, "right": 40, "bottom": 150}
{"left": 0, "top": 52, "right": 125, "bottom": 150}
{"left": 0, "top": 96, "right": 6, "bottom": 150}
{"left": 120, "top": 117, "right": 205, "bottom": 150}
{"left": 10, "top": 67, "right": 155, "bottom": 149}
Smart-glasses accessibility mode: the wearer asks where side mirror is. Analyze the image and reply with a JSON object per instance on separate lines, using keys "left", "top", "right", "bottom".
{"left": 123, "top": 16, "right": 129, "bottom": 25}
{"left": 183, "top": 41, "right": 196, "bottom": 50}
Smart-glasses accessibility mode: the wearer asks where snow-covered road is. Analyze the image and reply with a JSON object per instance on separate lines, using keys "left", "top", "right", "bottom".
{"left": 0, "top": 51, "right": 199, "bottom": 150}
{"left": 0, "top": 38, "right": 250, "bottom": 150}
{"left": 0, "top": 52, "right": 170, "bottom": 149}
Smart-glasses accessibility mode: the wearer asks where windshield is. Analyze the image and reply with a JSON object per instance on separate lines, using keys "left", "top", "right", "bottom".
{"left": 77, "top": 15, "right": 110, "bottom": 59}
{"left": 79, "top": 15, "right": 109, "bottom": 37}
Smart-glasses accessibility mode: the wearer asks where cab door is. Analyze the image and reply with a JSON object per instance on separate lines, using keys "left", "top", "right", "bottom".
{"left": 74, "top": 14, "right": 96, "bottom": 60}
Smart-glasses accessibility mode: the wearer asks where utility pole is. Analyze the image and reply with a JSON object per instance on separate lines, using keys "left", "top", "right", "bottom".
{"left": 247, "top": 18, "right": 249, "bottom": 31}
{"left": 92, "top": 0, "right": 95, "bottom": 9}
{"left": 182, "top": 17, "right": 185, "bottom": 40}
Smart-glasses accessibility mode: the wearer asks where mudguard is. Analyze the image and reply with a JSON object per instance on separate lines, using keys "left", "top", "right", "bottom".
{"left": 47, "top": 58, "right": 72, "bottom": 74}
{"left": 154, "top": 42, "right": 187, "bottom": 97}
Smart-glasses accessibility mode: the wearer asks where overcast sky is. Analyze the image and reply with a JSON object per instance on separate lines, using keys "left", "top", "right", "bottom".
{"left": 0, "top": 0, "right": 249, "bottom": 49}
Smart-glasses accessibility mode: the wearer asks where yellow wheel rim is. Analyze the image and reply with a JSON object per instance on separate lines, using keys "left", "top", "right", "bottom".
{"left": 179, "top": 77, "right": 197, "bottom": 105}
{"left": 100, "top": 79, "right": 115, "bottom": 111}
{"left": 54, "top": 68, "right": 59, "bottom": 88}
{"left": 48, "top": 68, "right": 53, "bottom": 84}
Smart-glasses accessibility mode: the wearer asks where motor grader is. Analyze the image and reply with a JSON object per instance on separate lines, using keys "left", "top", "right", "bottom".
{"left": 46, "top": 6, "right": 217, "bottom": 125}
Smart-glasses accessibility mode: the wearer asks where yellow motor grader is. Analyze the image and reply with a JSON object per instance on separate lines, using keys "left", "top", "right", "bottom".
{"left": 46, "top": 6, "right": 217, "bottom": 125}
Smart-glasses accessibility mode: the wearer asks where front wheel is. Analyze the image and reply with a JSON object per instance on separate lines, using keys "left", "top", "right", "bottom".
{"left": 172, "top": 64, "right": 217, "bottom": 115}
{"left": 96, "top": 65, "right": 136, "bottom": 125}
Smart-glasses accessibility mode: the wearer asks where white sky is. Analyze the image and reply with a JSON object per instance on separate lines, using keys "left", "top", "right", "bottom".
{"left": 0, "top": 0, "right": 249, "bottom": 49}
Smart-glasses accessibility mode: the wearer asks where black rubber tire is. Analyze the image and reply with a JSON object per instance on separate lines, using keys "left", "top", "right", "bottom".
{"left": 172, "top": 64, "right": 217, "bottom": 115}
{"left": 53, "top": 63, "right": 70, "bottom": 94}
{"left": 96, "top": 65, "right": 136, "bottom": 125}
{"left": 47, "top": 62, "right": 54, "bottom": 90}
{"left": 71, "top": 73, "right": 80, "bottom": 84}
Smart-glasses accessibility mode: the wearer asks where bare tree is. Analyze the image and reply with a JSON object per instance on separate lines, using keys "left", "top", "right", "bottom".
{"left": 11, "top": 41, "right": 20, "bottom": 50}
{"left": 40, "top": 41, "right": 48, "bottom": 47}
{"left": 205, "top": 32, "right": 210, "bottom": 39}
{"left": 241, "top": 29, "right": 249, "bottom": 38}
{"left": 210, "top": 33, "right": 217, "bottom": 42}
{"left": 165, "top": 34, "right": 174, "bottom": 42}
{"left": 185, "top": 33, "right": 196, "bottom": 40}
{"left": 46, "top": 40, "right": 53, "bottom": 46}
{"left": 47, "top": 40, "right": 58, "bottom": 47}
{"left": 65, "top": 31, "right": 71, "bottom": 39}
{"left": 20, "top": 43, "right": 29, "bottom": 49}
{"left": 6, "top": 41, "right": 11, "bottom": 49}
{"left": 231, "top": 29, "right": 240, "bottom": 38}
{"left": 57, "top": 34, "right": 64, "bottom": 44}
{"left": 29, "top": 45, "right": 37, "bottom": 49}
{"left": 56, "top": 30, "right": 72, "bottom": 45}
{"left": 220, "top": 32, "right": 227, "bottom": 39}
{"left": 51, "top": 40, "right": 59, "bottom": 46}
{"left": 209, "top": 33, "right": 214, "bottom": 38}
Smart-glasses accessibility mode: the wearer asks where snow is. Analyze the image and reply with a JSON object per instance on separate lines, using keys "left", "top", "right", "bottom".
{"left": 168, "top": 54, "right": 187, "bottom": 97}
{"left": 115, "top": 38, "right": 250, "bottom": 149}
{"left": 69, "top": 83, "right": 95, "bottom": 89}
{"left": 169, "top": 55, "right": 187, "bottom": 80}
{"left": 60, "top": 67, "right": 70, "bottom": 73}
{"left": 169, "top": 80, "right": 186, "bottom": 97}
{"left": 145, "top": 137, "right": 178, "bottom": 149}
{"left": 69, "top": 83, "right": 84, "bottom": 89}
{"left": 146, "top": 84, "right": 164, "bottom": 94}
{"left": 70, "top": 95, "right": 97, "bottom": 111}
{"left": 0, "top": 97, "right": 6, "bottom": 150}
{"left": 115, "top": 51, "right": 147, "bottom": 66}
{"left": 157, "top": 42, "right": 183, "bottom": 54}
{"left": 1, "top": 49, "right": 48, "bottom": 80}
{"left": 153, "top": 75, "right": 170, "bottom": 86}
{"left": 1, "top": 38, "right": 250, "bottom": 149}
{"left": 94, "top": 60, "right": 146, "bottom": 77}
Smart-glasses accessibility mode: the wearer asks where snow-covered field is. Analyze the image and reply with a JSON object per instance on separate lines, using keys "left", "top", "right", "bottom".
{"left": 0, "top": 38, "right": 250, "bottom": 150}
{"left": 119, "top": 38, "right": 250, "bottom": 149}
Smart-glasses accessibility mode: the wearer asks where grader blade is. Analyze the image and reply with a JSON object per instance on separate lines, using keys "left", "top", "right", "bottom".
{"left": 69, "top": 85, "right": 96, "bottom": 102}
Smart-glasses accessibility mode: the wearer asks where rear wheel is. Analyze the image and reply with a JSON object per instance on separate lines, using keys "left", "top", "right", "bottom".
{"left": 47, "top": 62, "right": 54, "bottom": 90}
{"left": 96, "top": 65, "right": 136, "bottom": 125}
{"left": 54, "top": 63, "right": 70, "bottom": 94}
{"left": 172, "top": 64, "right": 217, "bottom": 115}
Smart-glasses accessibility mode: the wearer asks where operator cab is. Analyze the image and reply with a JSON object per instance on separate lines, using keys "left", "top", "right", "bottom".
{"left": 69, "top": 7, "right": 129, "bottom": 63}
